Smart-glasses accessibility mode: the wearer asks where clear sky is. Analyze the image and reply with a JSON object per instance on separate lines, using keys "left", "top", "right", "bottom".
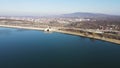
{"left": 0, "top": 0, "right": 119, "bottom": 16}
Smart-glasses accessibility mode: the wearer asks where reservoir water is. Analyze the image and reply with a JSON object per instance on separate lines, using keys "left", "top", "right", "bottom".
{"left": 0, "top": 27, "right": 120, "bottom": 68}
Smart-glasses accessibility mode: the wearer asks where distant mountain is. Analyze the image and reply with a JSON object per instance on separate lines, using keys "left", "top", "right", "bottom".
{"left": 61, "top": 12, "right": 120, "bottom": 18}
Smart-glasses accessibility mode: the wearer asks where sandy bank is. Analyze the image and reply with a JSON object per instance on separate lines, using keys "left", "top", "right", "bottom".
{"left": 0, "top": 25, "right": 45, "bottom": 31}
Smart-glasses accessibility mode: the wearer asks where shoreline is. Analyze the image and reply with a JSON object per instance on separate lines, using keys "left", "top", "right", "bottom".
{"left": 0, "top": 24, "right": 120, "bottom": 45}
{"left": 55, "top": 30, "right": 120, "bottom": 45}
{"left": 0, "top": 25, "right": 45, "bottom": 31}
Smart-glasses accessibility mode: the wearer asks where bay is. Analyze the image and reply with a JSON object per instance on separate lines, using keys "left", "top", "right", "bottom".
{"left": 0, "top": 27, "right": 120, "bottom": 68}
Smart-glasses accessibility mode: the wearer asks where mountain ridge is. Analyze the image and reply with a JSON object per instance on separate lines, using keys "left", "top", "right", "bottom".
{"left": 60, "top": 12, "right": 120, "bottom": 18}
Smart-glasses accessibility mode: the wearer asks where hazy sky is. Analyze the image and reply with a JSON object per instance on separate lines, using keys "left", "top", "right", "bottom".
{"left": 0, "top": 0, "right": 119, "bottom": 16}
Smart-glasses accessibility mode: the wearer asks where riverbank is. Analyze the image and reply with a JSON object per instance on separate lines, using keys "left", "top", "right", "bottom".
{"left": 0, "top": 25, "right": 45, "bottom": 31}
{"left": 0, "top": 24, "right": 120, "bottom": 45}
{"left": 55, "top": 30, "right": 120, "bottom": 45}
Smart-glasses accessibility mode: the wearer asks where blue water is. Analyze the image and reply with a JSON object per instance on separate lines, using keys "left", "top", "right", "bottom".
{"left": 0, "top": 27, "right": 120, "bottom": 68}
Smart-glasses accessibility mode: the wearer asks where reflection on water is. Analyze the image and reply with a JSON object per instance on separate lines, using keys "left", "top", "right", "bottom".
{"left": 0, "top": 29, "right": 12, "bottom": 35}
{"left": 44, "top": 31, "right": 53, "bottom": 34}
{"left": 16, "top": 29, "right": 31, "bottom": 32}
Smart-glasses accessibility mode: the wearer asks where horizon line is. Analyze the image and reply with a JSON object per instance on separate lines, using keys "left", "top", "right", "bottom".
{"left": 0, "top": 12, "right": 120, "bottom": 16}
